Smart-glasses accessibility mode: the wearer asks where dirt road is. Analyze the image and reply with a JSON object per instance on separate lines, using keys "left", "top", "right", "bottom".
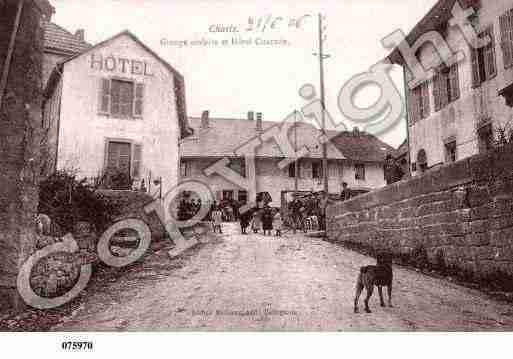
{"left": 53, "top": 223, "right": 513, "bottom": 331}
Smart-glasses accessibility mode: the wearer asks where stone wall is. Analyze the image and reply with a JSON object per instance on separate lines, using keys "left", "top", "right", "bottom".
{"left": 327, "top": 144, "right": 513, "bottom": 278}
{"left": 0, "top": 0, "right": 53, "bottom": 311}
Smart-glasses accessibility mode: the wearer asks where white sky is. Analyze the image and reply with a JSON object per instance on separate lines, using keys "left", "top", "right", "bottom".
{"left": 50, "top": 0, "right": 439, "bottom": 148}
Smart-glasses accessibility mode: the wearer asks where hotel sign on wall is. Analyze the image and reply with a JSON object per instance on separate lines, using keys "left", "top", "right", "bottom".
{"left": 90, "top": 54, "right": 154, "bottom": 76}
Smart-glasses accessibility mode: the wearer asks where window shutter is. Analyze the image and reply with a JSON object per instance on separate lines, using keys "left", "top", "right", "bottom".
{"left": 433, "top": 72, "right": 441, "bottom": 111}
{"left": 180, "top": 161, "right": 186, "bottom": 177}
{"left": 484, "top": 26, "right": 497, "bottom": 79}
{"left": 449, "top": 64, "right": 460, "bottom": 101}
{"left": 132, "top": 143, "right": 142, "bottom": 178}
{"left": 421, "top": 82, "right": 430, "bottom": 118}
{"left": 439, "top": 68, "right": 449, "bottom": 108}
{"left": 500, "top": 10, "right": 513, "bottom": 69}
{"left": 133, "top": 83, "right": 144, "bottom": 117}
{"left": 99, "top": 78, "right": 111, "bottom": 114}
{"left": 470, "top": 45, "right": 481, "bottom": 88}
{"left": 106, "top": 142, "right": 117, "bottom": 169}
{"left": 406, "top": 87, "right": 415, "bottom": 125}
{"left": 407, "top": 87, "right": 419, "bottom": 124}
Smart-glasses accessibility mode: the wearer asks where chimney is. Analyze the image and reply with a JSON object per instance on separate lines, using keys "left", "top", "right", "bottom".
{"left": 256, "top": 112, "right": 263, "bottom": 132}
{"left": 353, "top": 126, "right": 360, "bottom": 136}
{"left": 247, "top": 111, "right": 254, "bottom": 121}
{"left": 200, "top": 110, "right": 210, "bottom": 129}
{"left": 75, "top": 29, "right": 85, "bottom": 42}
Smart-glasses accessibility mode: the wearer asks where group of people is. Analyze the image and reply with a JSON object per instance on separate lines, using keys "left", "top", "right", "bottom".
{"left": 288, "top": 190, "right": 335, "bottom": 233}
{"left": 199, "top": 153, "right": 404, "bottom": 237}
{"left": 246, "top": 206, "right": 282, "bottom": 236}
{"left": 211, "top": 203, "right": 283, "bottom": 237}
{"left": 211, "top": 199, "right": 244, "bottom": 222}
{"left": 176, "top": 195, "right": 202, "bottom": 221}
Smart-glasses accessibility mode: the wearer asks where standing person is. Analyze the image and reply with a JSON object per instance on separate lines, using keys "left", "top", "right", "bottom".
{"left": 211, "top": 206, "right": 223, "bottom": 234}
{"left": 239, "top": 208, "right": 251, "bottom": 235}
{"left": 273, "top": 211, "right": 283, "bottom": 237}
{"left": 225, "top": 205, "right": 234, "bottom": 222}
{"left": 251, "top": 209, "right": 261, "bottom": 234}
{"left": 318, "top": 191, "right": 329, "bottom": 231}
{"left": 340, "top": 182, "right": 352, "bottom": 202}
{"left": 289, "top": 193, "right": 305, "bottom": 234}
{"left": 261, "top": 205, "right": 274, "bottom": 236}
{"left": 384, "top": 154, "right": 404, "bottom": 185}
{"left": 233, "top": 200, "right": 240, "bottom": 222}
{"left": 207, "top": 201, "right": 216, "bottom": 221}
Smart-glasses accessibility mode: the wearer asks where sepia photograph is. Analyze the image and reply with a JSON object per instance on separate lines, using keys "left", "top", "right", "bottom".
{"left": 1, "top": 0, "right": 513, "bottom": 355}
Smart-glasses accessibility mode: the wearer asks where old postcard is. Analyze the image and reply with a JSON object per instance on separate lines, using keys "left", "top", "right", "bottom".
{"left": 1, "top": 0, "right": 513, "bottom": 355}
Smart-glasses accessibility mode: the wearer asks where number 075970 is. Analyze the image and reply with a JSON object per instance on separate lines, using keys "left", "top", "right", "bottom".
{"left": 61, "top": 341, "right": 93, "bottom": 350}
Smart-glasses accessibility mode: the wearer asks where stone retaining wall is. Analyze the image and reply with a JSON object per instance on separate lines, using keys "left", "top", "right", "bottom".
{"left": 327, "top": 144, "right": 513, "bottom": 278}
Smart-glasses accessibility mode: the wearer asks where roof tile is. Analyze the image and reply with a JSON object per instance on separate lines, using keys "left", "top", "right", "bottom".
{"left": 43, "top": 21, "right": 92, "bottom": 55}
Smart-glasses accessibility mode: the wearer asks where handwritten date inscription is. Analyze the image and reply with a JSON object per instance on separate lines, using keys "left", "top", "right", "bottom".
{"left": 209, "top": 14, "right": 311, "bottom": 33}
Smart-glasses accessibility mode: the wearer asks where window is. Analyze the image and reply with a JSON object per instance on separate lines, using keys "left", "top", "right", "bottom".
{"left": 417, "top": 149, "right": 428, "bottom": 172}
{"left": 445, "top": 141, "right": 457, "bottom": 163}
{"left": 105, "top": 140, "right": 142, "bottom": 179}
{"left": 222, "top": 190, "right": 234, "bottom": 201}
{"left": 434, "top": 63, "right": 460, "bottom": 111}
{"left": 478, "top": 124, "right": 494, "bottom": 153}
{"left": 99, "top": 78, "right": 144, "bottom": 118}
{"left": 288, "top": 163, "right": 296, "bottom": 178}
{"left": 288, "top": 161, "right": 301, "bottom": 178}
{"left": 471, "top": 26, "right": 497, "bottom": 88}
{"left": 407, "top": 81, "right": 430, "bottom": 124}
{"left": 107, "top": 141, "right": 131, "bottom": 177}
{"left": 180, "top": 160, "right": 191, "bottom": 177}
{"left": 500, "top": 9, "right": 513, "bottom": 69}
{"left": 312, "top": 161, "right": 322, "bottom": 179}
{"left": 355, "top": 163, "right": 365, "bottom": 181}
{"left": 238, "top": 190, "right": 248, "bottom": 204}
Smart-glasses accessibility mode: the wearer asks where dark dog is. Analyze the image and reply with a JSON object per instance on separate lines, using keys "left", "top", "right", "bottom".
{"left": 354, "top": 252, "right": 393, "bottom": 313}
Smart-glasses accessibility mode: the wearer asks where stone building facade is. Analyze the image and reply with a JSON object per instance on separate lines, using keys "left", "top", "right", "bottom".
{"left": 0, "top": 0, "right": 54, "bottom": 311}
{"left": 43, "top": 30, "right": 190, "bottom": 193}
{"left": 180, "top": 112, "right": 393, "bottom": 207}
{"left": 389, "top": 0, "right": 513, "bottom": 176}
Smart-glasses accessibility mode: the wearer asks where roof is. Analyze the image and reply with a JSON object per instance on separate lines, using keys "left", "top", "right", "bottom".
{"left": 180, "top": 117, "right": 345, "bottom": 159}
{"left": 43, "top": 29, "right": 191, "bottom": 138}
{"left": 327, "top": 130, "right": 396, "bottom": 163}
{"left": 57, "top": 30, "right": 184, "bottom": 80}
{"left": 387, "top": 0, "right": 481, "bottom": 65}
{"left": 180, "top": 117, "right": 394, "bottom": 163}
{"left": 42, "top": 21, "right": 92, "bottom": 56}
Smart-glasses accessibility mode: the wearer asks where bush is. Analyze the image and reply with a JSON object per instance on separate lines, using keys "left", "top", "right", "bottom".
{"left": 38, "top": 170, "right": 117, "bottom": 234}
{"left": 97, "top": 167, "right": 134, "bottom": 190}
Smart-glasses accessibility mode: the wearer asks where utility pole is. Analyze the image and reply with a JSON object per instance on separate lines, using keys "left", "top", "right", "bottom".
{"left": 294, "top": 110, "right": 299, "bottom": 193}
{"left": 316, "top": 13, "right": 329, "bottom": 194}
